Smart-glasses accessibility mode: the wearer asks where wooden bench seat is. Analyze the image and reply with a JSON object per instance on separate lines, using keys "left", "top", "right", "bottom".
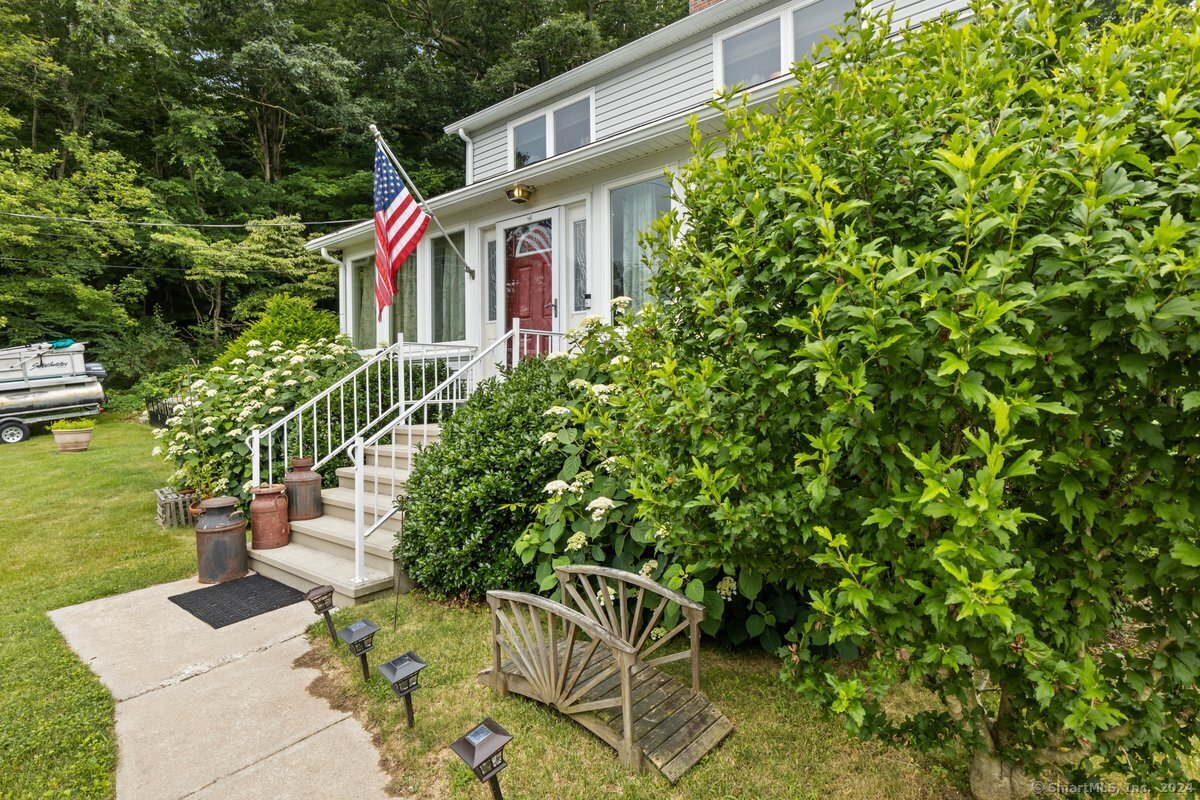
{"left": 479, "top": 566, "right": 733, "bottom": 782}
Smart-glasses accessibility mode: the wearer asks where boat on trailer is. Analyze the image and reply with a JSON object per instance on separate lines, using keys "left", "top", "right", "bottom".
{"left": 0, "top": 340, "right": 106, "bottom": 444}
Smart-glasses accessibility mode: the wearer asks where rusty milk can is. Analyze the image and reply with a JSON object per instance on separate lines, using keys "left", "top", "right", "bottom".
{"left": 249, "top": 484, "right": 290, "bottom": 550}
{"left": 195, "top": 496, "right": 248, "bottom": 583}
{"left": 283, "top": 456, "right": 323, "bottom": 521}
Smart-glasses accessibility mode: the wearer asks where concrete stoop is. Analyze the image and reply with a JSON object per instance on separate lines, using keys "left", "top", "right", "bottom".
{"left": 248, "top": 424, "right": 438, "bottom": 606}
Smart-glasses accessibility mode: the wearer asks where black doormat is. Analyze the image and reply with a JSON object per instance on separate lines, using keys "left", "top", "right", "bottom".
{"left": 168, "top": 574, "right": 304, "bottom": 629}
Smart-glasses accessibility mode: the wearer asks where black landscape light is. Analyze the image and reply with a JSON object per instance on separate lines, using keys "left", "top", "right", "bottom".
{"left": 304, "top": 585, "right": 337, "bottom": 644}
{"left": 337, "top": 618, "right": 380, "bottom": 681}
{"left": 377, "top": 651, "right": 427, "bottom": 728}
{"left": 451, "top": 718, "right": 513, "bottom": 800}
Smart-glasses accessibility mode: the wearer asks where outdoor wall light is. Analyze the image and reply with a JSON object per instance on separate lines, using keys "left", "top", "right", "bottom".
{"left": 304, "top": 585, "right": 337, "bottom": 644}
{"left": 337, "top": 618, "right": 380, "bottom": 681}
{"left": 451, "top": 718, "right": 513, "bottom": 800}
{"left": 505, "top": 183, "right": 535, "bottom": 204}
{"left": 377, "top": 650, "right": 427, "bottom": 728}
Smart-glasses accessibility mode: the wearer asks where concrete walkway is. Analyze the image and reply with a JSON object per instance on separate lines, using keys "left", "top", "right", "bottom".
{"left": 49, "top": 576, "right": 392, "bottom": 800}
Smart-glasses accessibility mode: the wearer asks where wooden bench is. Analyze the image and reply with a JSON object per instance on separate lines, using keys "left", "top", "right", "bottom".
{"left": 479, "top": 565, "right": 733, "bottom": 782}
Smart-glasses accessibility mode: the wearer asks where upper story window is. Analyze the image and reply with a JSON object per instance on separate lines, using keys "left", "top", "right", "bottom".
{"left": 717, "top": 0, "right": 853, "bottom": 90}
{"left": 510, "top": 93, "right": 593, "bottom": 169}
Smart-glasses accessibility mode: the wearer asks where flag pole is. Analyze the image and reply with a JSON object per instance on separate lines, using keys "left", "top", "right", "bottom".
{"left": 370, "top": 124, "right": 476, "bottom": 279}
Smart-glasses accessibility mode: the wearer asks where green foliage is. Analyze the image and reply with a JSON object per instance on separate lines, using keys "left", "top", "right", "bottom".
{"left": 216, "top": 293, "right": 340, "bottom": 368}
{"left": 590, "top": 0, "right": 1200, "bottom": 788}
{"left": 398, "top": 357, "right": 566, "bottom": 599}
{"left": 158, "top": 337, "right": 359, "bottom": 500}
{"left": 49, "top": 418, "right": 95, "bottom": 431}
{"left": 93, "top": 313, "right": 190, "bottom": 390}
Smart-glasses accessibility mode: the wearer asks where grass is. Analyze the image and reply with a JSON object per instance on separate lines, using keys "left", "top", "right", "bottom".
{"left": 307, "top": 594, "right": 968, "bottom": 800}
{"left": 0, "top": 416, "right": 196, "bottom": 799}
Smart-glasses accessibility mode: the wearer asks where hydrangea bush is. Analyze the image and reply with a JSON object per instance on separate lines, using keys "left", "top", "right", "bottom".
{"left": 156, "top": 337, "right": 360, "bottom": 501}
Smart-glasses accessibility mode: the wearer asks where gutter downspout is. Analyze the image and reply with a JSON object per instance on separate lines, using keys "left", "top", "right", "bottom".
{"left": 320, "top": 246, "right": 348, "bottom": 337}
{"left": 457, "top": 127, "right": 474, "bottom": 185}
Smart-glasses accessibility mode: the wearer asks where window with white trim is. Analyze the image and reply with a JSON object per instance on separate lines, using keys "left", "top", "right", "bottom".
{"left": 510, "top": 94, "right": 592, "bottom": 169}
{"left": 717, "top": 0, "right": 854, "bottom": 89}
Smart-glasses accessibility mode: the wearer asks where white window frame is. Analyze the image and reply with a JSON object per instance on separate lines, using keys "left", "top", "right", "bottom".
{"left": 713, "top": 0, "right": 859, "bottom": 91}
{"left": 600, "top": 167, "right": 677, "bottom": 320}
{"left": 506, "top": 89, "right": 597, "bottom": 171}
{"left": 425, "top": 228, "right": 471, "bottom": 346}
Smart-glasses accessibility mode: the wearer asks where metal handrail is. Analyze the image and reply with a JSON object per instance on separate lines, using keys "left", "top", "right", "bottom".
{"left": 349, "top": 320, "right": 567, "bottom": 583}
{"left": 247, "top": 339, "right": 476, "bottom": 487}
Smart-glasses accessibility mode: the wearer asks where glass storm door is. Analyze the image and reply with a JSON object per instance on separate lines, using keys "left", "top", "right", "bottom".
{"left": 505, "top": 218, "right": 554, "bottom": 358}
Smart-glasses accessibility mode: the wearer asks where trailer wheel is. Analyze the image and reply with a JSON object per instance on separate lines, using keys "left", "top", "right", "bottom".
{"left": 0, "top": 421, "right": 30, "bottom": 444}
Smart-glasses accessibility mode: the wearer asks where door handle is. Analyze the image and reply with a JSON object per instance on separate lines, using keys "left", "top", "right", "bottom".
{"left": 544, "top": 299, "right": 557, "bottom": 317}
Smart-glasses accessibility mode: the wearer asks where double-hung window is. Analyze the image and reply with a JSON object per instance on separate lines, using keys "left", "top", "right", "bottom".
{"left": 716, "top": 0, "right": 854, "bottom": 90}
{"left": 511, "top": 94, "right": 593, "bottom": 169}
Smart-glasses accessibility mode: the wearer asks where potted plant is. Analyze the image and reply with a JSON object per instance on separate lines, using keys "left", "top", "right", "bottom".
{"left": 49, "top": 418, "right": 95, "bottom": 453}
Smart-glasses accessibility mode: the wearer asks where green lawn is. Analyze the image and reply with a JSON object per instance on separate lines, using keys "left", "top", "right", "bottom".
{"left": 0, "top": 416, "right": 195, "bottom": 799}
{"left": 309, "top": 594, "right": 968, "bottom": 800}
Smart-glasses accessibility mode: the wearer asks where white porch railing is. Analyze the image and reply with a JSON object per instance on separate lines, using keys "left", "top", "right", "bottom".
{"left": 350, "top": 320, "right": 566, "bottom": 583}
{"left": 247, "top": 339, "right": 477, "bottom": 487}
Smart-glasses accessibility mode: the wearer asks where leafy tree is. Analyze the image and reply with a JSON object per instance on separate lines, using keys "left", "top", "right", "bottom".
{"left": 580, "top": 1, "right": 1200, "bottom": 797}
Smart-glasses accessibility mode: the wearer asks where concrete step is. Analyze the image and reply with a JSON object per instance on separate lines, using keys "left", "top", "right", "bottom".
{"left": 320, "top": 487, "right": 404, "bottom": 531}
{"left": 289, "top": 515, "right": 396, "bottom": 573}
{"left": 361, "top": 442, "right": 427, "bottom": 471}
{"left": 248, "top": 542, "right": 394, "bottom": 608}
{"left": 335, "top": 465, "right": 410, "bottom": 493}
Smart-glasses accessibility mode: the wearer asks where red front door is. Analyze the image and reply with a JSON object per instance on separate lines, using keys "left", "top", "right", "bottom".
{"left": 505, "top": 219, "right": 554, "bottom": 359}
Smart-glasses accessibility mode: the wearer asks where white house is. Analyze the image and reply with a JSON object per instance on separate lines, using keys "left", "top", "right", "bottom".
{"left": 305, "top": 0, "right": 966, "bottom": 354}
{"left": 258, "top": 0, "right": 969, "bottom": 606}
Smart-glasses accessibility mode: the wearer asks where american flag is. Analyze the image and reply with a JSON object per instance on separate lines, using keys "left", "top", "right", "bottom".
{"left": 374, "top": 143, "right": 429, "bottom": 319}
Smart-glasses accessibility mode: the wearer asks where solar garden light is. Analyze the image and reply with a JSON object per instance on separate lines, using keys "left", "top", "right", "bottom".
{"left": 451, "top": 718, "right": 513, "bottom": 800}
{"left": 337, "top": 618, "right": 380, "bottom": 681}
{"left": 304, "top": 585, "right": 337, "bottom": 644}
{"left": 377, "top": 651, "right": 427, "bottom": 728}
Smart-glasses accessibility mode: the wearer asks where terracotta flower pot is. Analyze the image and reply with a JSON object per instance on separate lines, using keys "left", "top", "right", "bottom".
{"left": 52, "top": 428, "right": 93, "bottom": 453}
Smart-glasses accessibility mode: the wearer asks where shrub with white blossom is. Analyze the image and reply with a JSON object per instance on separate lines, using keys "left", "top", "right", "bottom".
{"left": 157, "top": 337, "right": 360, "bottom": 501}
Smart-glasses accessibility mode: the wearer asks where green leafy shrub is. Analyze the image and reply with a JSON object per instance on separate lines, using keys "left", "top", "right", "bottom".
{"left": 93, "top": 312, "right": 189, "bottom": 390}
{"left": 398, "top": 357, "right": 567, "bottom": 599}
{"left": 215, "top": 294, "right": 339, "bottom": 368}
{"left": 596, "top": 0, "right": 1200, "bottom": 795}
{"left": 157, "top": 337, "right": 359, "bottom": 500}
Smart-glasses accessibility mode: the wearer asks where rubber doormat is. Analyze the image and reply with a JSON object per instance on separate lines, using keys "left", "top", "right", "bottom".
{"left": 168, "top": 574, "right": 304, "bottom": 629}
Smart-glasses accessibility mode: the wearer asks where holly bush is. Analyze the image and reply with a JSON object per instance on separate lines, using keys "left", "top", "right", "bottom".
{"left": 398, "top": 357, "right": 567, "bottom": 599}
{"left": 606, "top": 0, "right": 1200, "bottom": 794}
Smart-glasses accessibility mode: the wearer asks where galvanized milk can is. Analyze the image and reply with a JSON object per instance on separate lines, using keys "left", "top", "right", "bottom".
{"left": 249, "top": 483, "right": 289, "bottom": 550}
{"left": 194, "top": 496, "right": 248, "bottom": 583}
{"left": 283, "top": 456, "right": 323, "bottom": 520}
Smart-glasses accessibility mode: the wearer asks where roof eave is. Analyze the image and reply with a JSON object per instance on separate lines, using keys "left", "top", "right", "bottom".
{"left": 443, "top": 0, "right": 776, "bottom": 136}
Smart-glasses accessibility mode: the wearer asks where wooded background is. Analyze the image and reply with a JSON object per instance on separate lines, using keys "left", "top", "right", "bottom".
{"left": 0, "top": 0, "right": 686, "bottom": 373}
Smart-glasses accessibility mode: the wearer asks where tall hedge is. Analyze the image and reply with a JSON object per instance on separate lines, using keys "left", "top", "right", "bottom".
{"left": 594, "top": 1, "right": 1200, "bottom": 796}
{"left": 397, "top": 357, "right": 566, "bottom": 598}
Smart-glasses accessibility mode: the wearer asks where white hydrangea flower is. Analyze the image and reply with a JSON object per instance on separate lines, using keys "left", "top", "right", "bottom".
{"left": 200, "top": 426, "right": 217, "bottom": 435}
{"left": 566, "top": 532, "right": 588, "bottom": 552}
{"left": 610, "top": 355, "right": 629, "bottom": 365}
{"left": 543, "top": 480, "right": 570, "bottom": 495}
{"left": 586, "top": 496, "right": 615, "bottom": 521}
{"left": 269, "top": 340, "right": 283, "bottom": 347}
{"left": 153, "top": 427, "right": 166, "bottom": 439}
{"left": 268, "top": 406, "right": 284, "bottom": 414}
{"left": 280, "top": 370, "right": 292, "bottom": 377}
{"left": 654, "top": 526, "right": 669, "bottom": 540}
{"left": 539, "top": 431, "right": 557, "bottom": 445}
{"left": 717, "top": 576, "right": 737, "bottom": 601}
{"left": 650, "top": 626, "right": 667, "bottom": 641}
{"left": 229, "top": 358, "right": 246, "bottom": 366}
{"left": 190, "top": 379, "right": 207, "bottom": 389}
{"left": 246, "top": 339, "right": 263, "bottom": 347}
{"left": 546, "top": 351, "right": 570, "bottom": 360}
{"left": 579, "top": 315, "right": 602, "bottom": 328}
{"left": 289, "top": 355, "right": 305, "bottom": 365}
{"left": 283, "top": 380, "right": 298, "bottom": 387}
{"left": 640, "top": 560, "right": 659, "bottom": 578}
{"left": 600, "top": 455, "right": 620, "bottom": 473}
{"left": 543, "top": 406, "right": 571, "bottom": 416}
{"left": 151, "top": 446, "right": 162, "bottom": 457}
{"left": 205, "top": 389, "right": 218, "bottom": 398}
{"left": 568, "top": 378, "right": 590, "bottom": 390}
